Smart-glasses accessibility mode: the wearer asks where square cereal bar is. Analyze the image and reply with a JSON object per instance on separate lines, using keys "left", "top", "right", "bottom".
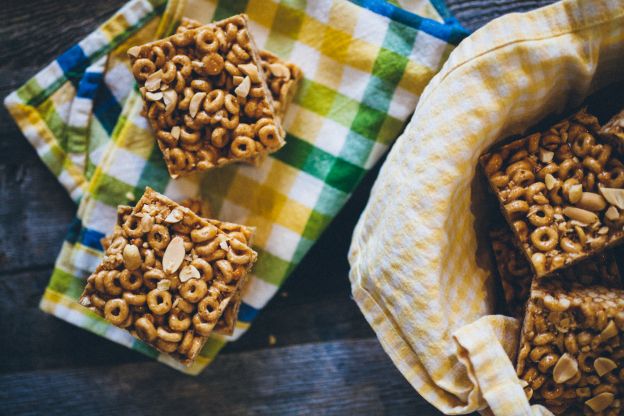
{"left": 600, "top": 109, "right": 624, "bottom": 156}
{"left": 108, "top": 202, "right": 254, "bottom": 336}
{"left": 79, "top": 188, "right": 257, "bottom": 364}
{"left": 481, "top": 109, "right": 624, "bottom": 278}
{"left": 490, "top": 225, "right": 621, "bottom": 319}
{"left": 517, "top": 279, "right": 624, "bottom": 414}
{"left": 128, "top": 14, "right": 285, "bottom": 178}
{"left": 178, "top": 18, "right": 302, "bottom": 121}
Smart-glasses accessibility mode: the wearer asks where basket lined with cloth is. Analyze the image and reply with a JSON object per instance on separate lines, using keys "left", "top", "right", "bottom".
{"left": 349, "top": 0, "right": 624, "bottom": 414}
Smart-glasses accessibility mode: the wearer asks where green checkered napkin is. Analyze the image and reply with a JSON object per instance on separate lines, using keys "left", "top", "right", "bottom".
{"left": 4, "top": 0, "right": 467, "bottom": 373}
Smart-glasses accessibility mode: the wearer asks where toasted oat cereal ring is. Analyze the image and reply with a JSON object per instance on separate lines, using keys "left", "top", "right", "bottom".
{"left": 504, "top": 200, "right": 529, "bottom": 216}
{"left": 190, "top": 224, "right": 218, "bottom": 243}
{"left": 249, "top": 86, "right": 265, "bottom": 98}
{"left": 560, "top": 237, "right": 582, "bottom": 254}
{"left": 511, "top": 169, "right": 534, "bottom": 188}
{"left": 258, "top": 124, "right": 281, "bottom": 149}
{"left": 231, "top": 43, "right": 250, "bottom": 62}
{"left": 192, "top": 258, "right": 213, "bottom": 281}
{"left": 123, "top": 215, "right": 145, "bottom": 238}
{"left": 148, "top": 46, "right": 166, "bottom": 67}
{"left": 541, "top": 381, "right": 563, "bottom": 400}
{"left": 234, "top": 123, "right": 253, "bottom": 138}
{"left": 198, "top": 296, "right": 221, "bottom": 322}
{"left": 157, "top": 326, "right": 183, "bottom": 343}
{"left": 196, "top": 28, "right": 219, "bottom": 54}
{"left": 505, "top": 160, "right": 532, "bottom": 176}
{"left": 599, "top": 166, "right": 624, "bottom": 188}
{"left": 90, "top": 293, "right": 107, "bottom": 310}
{"left": 203, "top": 89, "right": 225, "bottom": 113}
{"left": 195, "top": 237, "right": 222, "bottom": 257}
{"left": 227, "top": 239, "right": 252, "bottom": 264}
{"left": 104, "top": 298, "right": 129, "bottom": 326}
{"left": 230, "top": 136, "right": 256, "bottom": 158}
{"left": 147, "top": 224, "right": 171, "bottom": 250}
{"left": 594, "top": 144, "right": 612, "bottom": 166}
{"left": 173, "top": 71, "right": 186, "bottom": 93}
{"left": 583, "top": 156, "right": 603, "bottom": 175}
{"left": 135, "top": 316, "right": 158, "bottom": 342}
{"left": 180, "top": 279, "right": 208, "bottom": 304}
{"left": 157, "top": 130, "right": 178, "bottom": 147}
{"left": 236, "top": 28, "right": 250, "bottom": 48}
{"left": 169, "top": 310, "right": 191, "bottom": 332}
{"left": 144, "top": 268, "right": 165, "bottom": 290}
{"left": 201, "top": 53, "right": 224, "bottom": 76}
{"left": 212, "top": 279, "right": 236, "bottom": 296}
{"left": 119, "top": 269, "right": 143, "bottom": 291}
{"left": 215, "top": 259, "right": 234, "bottom": 283}
{"left": 220, "top": 113, "right": 239, "bottom": 130}
{"left": 132, "top": 58, "right": 156, "bottom": 81}
{"left": 528, "top": 204, "right": 554, "bottom": 227}
{"left": 490, "top": 173, "right": 510, "bottom": 189}
{"left": 94, "top": 270, "right": 107, "bottom": 293}
{"left": 225, "top": 22, "right": 239, "bottom": 40}
{"left": 525, "top": 182, "right": 546, "bottom": 204}
{"left": 206, "top": 249, "right": 227, "bottom": 262}
{"left": 180, "top": 127, "right": 200, "bottom": 145}
{"left": 104, "top": 271, "right": 123, "bottom": 296}
{"left": 172, "top": 54, "right": 192, "bottom": 78}
{"left": 108, "top": 236, "right": 127, "bottom": 254}
{"left": 197, "top": 149, "right": 217, "bottom": 171}
{"left": 224, "top": 94, "right": 239, "bottom": 115}
{"left": 192, "top": 314, "right": 214, "bottom": 336}
{"left": 178, "top": 330, "right": 194, "bottom": 355}
{"left": 123, "top": 292, "right": 146, "bottom": 306}
{"left": 118, "top": 311, "right": 134, "bottom": 328}
{"left": 160, "top": 41, "right": 176, "bottom": 59}
{"left": 187, "top": 336, "right": 204, "bottom": 359}
{"left": 211, "top": 127, "right": 230, "bottom": 148}
{"left": 147, "top": 289, "right": 172, "bottom": 315}
{"left": 171, "top": 29, "right": 194, "bottom": 47}
{"left": 484, "top": 153, "right": 503, "bottom": 176}
{"left": 155, "top": 338, "right": 178, "bottom": 353}
{"left": 173, "top": 296, "right": 194, "bottom": 314}
{"left": 530, "top": 226, "right": 559, "bottom": 252}
{"left": 572, "top": 132, "right": 595, "bottom": 157}
{"left": 537, "top": 162, "right": 559, "bottom": 180}
{"left": 559, "top": 158, "right": 578, "bottom": 179}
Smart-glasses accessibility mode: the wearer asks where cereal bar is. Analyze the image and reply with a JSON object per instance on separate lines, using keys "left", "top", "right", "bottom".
{"left": 517, "top": 280, "right": 624, "bottom": 414}
{"left": 108, "top": 202, "right": 254, "bottom": 336}
{"left": 600, "top": 109, "right": 624, "bottom": 156}
{"left": 481, "top": 109, "right": 624, "bottom": 278}
{"left": 128, "top": 14, "right": 285, "bottom": 178}
{"left": 490, "top": 225, "right": 621, "bottom": 319}
{"left": 178, "top": 18, "right": 302, "bottom": 121}
{"left": 79, "top": 187, "right": 258, "bottom": 364}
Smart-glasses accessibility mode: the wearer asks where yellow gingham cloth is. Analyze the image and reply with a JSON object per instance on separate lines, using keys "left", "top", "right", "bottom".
{"left": 348, "top": 0, "right": 624, "bottom": 414}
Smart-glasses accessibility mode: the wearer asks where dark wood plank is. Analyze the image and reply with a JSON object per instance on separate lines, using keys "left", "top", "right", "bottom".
{"left": 446, "top": 0, "right": 557, "bottom": 31}
{"left": 0, "top": 338, "right": 443, "bottom": 416}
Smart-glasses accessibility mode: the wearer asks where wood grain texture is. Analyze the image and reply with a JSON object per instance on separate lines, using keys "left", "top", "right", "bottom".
{"left": 0, "top": 0, "right": 563, "bottom": 415}
{"left": 445, "top": 0, "right": 557, "bottom": 31}
{"left": 0, "top": 339, "right": 442, "bottom": 416}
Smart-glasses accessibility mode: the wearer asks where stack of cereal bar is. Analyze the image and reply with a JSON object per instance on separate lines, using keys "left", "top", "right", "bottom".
{"left": 482, "top": 108, "right": 624, "bottom": 414}
{"left": 127, "top": 14, "right": 301, "bottom": 178}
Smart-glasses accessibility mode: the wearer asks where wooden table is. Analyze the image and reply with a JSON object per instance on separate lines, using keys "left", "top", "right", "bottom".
{"left": 0, "top": 1, "right": 555, "bottom": 414}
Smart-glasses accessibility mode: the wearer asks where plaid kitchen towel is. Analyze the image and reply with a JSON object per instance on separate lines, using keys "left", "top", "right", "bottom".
{"left": 349, "top": 0, "right": 624, "bottom": 414}
{"left": 5, "top": 0, "right": 468, "bottom": 374}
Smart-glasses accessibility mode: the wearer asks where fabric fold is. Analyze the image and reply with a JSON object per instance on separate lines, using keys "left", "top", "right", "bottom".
{"left": 349, "top": 0, "right": 624, "bottom": 413}
{"left": 5, "top": 0, "right": 466, "bottom": 374}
